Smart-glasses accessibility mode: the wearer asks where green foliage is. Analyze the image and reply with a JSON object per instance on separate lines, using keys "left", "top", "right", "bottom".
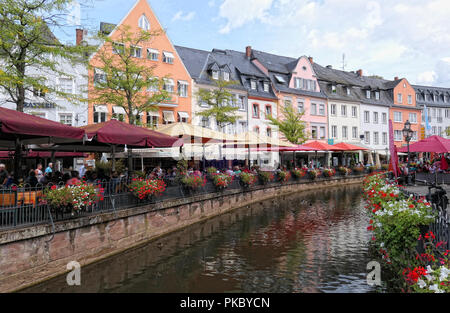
{"left": 239, "top": 172, "right": 257, "bottom": 187}
{"left": 267, "top": 105, "right": 308, "bottom": 144}
{"left": 258, "top": 171, "right": 274, "bottom": 185}
{"left": 91, "top": 24, "right": 169, "bottom": 124}
{"left": 0, "top": 0, "right": 94, "bottom": 112}
{"left": 196, "top": 78, "right": 240, "bottom": 131}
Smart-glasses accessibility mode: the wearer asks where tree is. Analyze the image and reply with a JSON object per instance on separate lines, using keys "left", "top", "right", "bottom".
{"left": 90, "top": 24, "right": 169, "bottom": 125}
{"left": 268, "top": 105, "right": 308, "bottom": 144}
{"left": 0, "top": 0, "right": 93, "bottom": 112}
{"left": 196, "top": 78, "right": 240, "bottom": 131}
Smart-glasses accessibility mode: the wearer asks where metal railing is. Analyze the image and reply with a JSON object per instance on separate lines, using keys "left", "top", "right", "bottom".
{"left": 0, "top": 169, "right": 368, "bottom": 232}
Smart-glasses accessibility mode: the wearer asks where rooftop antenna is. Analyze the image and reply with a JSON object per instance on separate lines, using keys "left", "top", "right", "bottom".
{"left": 341, "top": 53, "right": 347, "bottom": 71}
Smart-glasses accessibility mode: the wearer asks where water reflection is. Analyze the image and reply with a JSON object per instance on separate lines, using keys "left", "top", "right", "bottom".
{"left": 22, "top": 185, "right": 380, "bottom": 293}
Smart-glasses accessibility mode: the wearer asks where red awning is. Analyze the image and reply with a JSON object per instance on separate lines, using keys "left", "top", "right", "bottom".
{"left": 0, "top": 151, "right": 88, "bottom": 159}
{"left": 253, "top": 145, "right": 318, "bottom": 152}
{"left": 333, "top": 142, "right": 369, "bottom": 151}
{"left": 0, "top": 107, "right": 85, "bottom": 141}
{"left": 303, "top": 141, "right": 344, "bottom": 151}
{"left": 397, "top": 136, "right": 450, "bottom": 153}
{"left": 81, "top": 119, "right": 182, "bottom": 148}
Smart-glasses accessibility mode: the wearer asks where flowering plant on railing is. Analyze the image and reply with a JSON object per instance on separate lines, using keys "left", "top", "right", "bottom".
{"left": 277, "top": 171, "right": 291, "bottom": 183}
{"left": 211, "top": 173, "right": 233, "bottom": 190}
{"left": 240, "top": 172, "right": 257, "bottom": 187}
{"left": 402, "top": 231, "right": 450, "bottom": 293}
{"left": 181, "top": 175, "right": 207, "bottom": 190}
{"left": 352, "top": 166, "right": 365, "bottom": 174}
{"left": 258, "top": 171, "right": 274, "bottom": 185}
{"left": 128, "top": 178, "right": 166, "bottom": 200}
{"left": 42, "top": 183, "right": 103, "bottom": 214}
{"left": 338, "top": 166, "right": 352, "bottom": 176}
{"left": 291, "top": 168, "right": 306, "bottom": 179}
{"left": 308, "top": 169, "right": 321, "bottom": 180}
{"left": 206, "top": 167, "right": 218, "bottom": 179}
{"left": 323, "top": 168, "right": 336, "bottom": 178}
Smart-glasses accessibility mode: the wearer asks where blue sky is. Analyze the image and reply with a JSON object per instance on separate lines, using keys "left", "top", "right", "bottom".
{"left": 56, "top": 0, "right": 450, "bottom": 88}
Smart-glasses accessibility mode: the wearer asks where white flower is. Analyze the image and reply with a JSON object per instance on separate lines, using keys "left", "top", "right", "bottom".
{"left": 428, "top": 284, "right": 443, "bottom": 293}
{"left": 425, "top": 274, "right": 434, "bottom": 282}
{"left": 418, "top": 279, "right": 427, "bottom": 289}
{"left": 439, "top": 266, "right": 449, "bottom": 282}
{"left": 426, "top": 265, "right": 434, "bottom": 274}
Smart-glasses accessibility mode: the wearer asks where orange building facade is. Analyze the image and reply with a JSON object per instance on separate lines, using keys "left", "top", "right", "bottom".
{"left": 389, "top": 78, "right": 421, "bottom": 148}
{"left": 87, "top": 0, "right": 192, "bottom": 127}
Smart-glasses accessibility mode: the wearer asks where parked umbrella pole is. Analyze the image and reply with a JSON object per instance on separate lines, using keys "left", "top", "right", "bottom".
{"left": 13, "top": 137, "right": 21, "bottom": 181}
{"left": 111, "top": 145, "right": 116, "bottom": 172}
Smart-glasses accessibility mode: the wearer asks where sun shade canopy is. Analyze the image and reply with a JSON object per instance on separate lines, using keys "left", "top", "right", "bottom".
{"left": 397, "top": 135, "right": 450, "bottom": 153}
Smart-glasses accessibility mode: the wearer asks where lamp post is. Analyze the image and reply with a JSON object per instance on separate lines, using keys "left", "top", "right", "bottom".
{"left": 402, "top": 120, "right": 414, "bottom": 184}
{"left": 385, "top": 147, "right": 389, "bottom": 164}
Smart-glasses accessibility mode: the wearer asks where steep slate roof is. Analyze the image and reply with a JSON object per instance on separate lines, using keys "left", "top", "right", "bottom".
{"left": 312, "top": 63, "right": 394, "bottom": 107}
{"left": 413, "top": 84, "right": 450, "bottom": 108}
{"left": 175, "top": 46, "right": 278, "bottom": 100}
{"left": 250, "top": 49, "right": 327, "bottom": 99}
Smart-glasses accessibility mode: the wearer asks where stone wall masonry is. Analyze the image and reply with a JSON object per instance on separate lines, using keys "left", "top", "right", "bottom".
{"left": 0, "top": 176, "right": 364, "bottom": 292}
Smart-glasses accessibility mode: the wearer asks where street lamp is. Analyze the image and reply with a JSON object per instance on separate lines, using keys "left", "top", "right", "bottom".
{"left": 402, "top": 120, "right": 414, "bottom": 184}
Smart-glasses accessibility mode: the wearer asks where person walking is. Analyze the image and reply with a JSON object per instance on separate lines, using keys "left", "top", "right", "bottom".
{"left": 0, "top": 164, "right": 9, "bottom": 186}
{"left": 45, "top": 163, "right": 53, "bottom": 174}
{"left": 35, "top": 164, "right": 44, "bottom": 182}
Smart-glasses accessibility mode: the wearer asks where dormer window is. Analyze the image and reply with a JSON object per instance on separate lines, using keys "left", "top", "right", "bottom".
{"left": 346, "top": 87, "right": 351, "bottom": 96}
{"left": 212, "top": 70, "right": 219, "bottom": 80}
{"left": 223, "top": 72, "right": 230, "bottom": 81}
{"left": 331, "top": 85, "right": 337, "bottom": 93}
{"left": 375, "top": 91, "right": 380, "bottom": 100}
{"left": 138, "top": 15, "right": 150, "bottom": 31}
{"left": 263, "top": 82, "right": 269, "bottom": 92}
{"left": 366, "top": 90, "right": 371, "bottom": 99}
{"left": 275, "top": 75, "right": 286, "bottom": 84}
{"left": 250, "top": 80, "right": 257, "bottom": 90}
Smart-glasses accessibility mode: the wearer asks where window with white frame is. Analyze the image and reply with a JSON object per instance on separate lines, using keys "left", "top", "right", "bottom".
{"left": 375, "top": 91, "right": 380, "bottom": 100}
{"left": 297, "top": 99, "right": 304, "bottom": 113}
{"left": 331, "top": 125, "right": 337, "bottom": 139}
{"left": 341, "top": 105, "right": 347, "bottom": 117}
{"left": 394, "top": 130, "right": 402, "bottom": 141}
{"left": 320, "top": 127, "right": 326, "bottom": 139}
{"left": 374, "top": 132, "right": 379, "bottom": 145}
{"left": 331, "top": 85, "right": 337, "bottom": 93}
{"left": 394, "top": 111, "right": 402, "bottom": 122}
{"left": 253, "top": 103, "right": 260, "bottom": 118}
{"left": 59, "top": 78, "right": 73, "bottom": 94}
{"left": 250, "top": 80, "right": 257, "bottom": 90}
{"left": 112, "top": 42, "right": 125, "bottom": 55}
{"left": 265, "top": 105, "right": 272, "bottom": 118}
{"left": 311, "top": 103, "right": 317, "bottom": 115}
{"left": 342, "top": 126, "right": 348, "bottom": 139}
{"left": 139, "top": 15, "right": 150, "bottom": 30}
{"left": 397, "top": 93, "right": 403, "bottom": 103}
{"left": 237, "top": 95, "right": 246, "bottom": 111}
{"left": 147, "top": 48, "right": 159, "bottom": 61}
{"left": 223, "top": 72, "right": 230, "bottom": 81}
{"left": 163, "top": 78, "right": 174, "bottom": 93}
{"left": 352, "top": 106, "right": 357, "bottom": 118}
{"left": 163, "top": 52, "right": 174, "bottom": 64}
{"left": 59, "top": 113, "right": 72, "bottom": 126}
{"left": 212, "top": 70, "right": 219, "bottom": 80}
{"left": 177, "top": 81, "right": 188, "bottom": 97}
{"left": 412, "top": 131, "right": 418, "bottom": 141}
{"left": 311, "top": 126, "right": 318, "bottom": 139}
{"left": 352, "top": 127, "right": 358, "bottom": 139}
{"left": 330, "top": 104, "right": 336, "bottom": 116}
{"left": 432, "top": 126, "right": 437, "bottom": 135}
{"left": 146, "top": 114, "right": 159, "bottom": 128}
{"left": 93, "top": 106, "right": 108, "bottom": 124}
{"left": 373, "top": 112, "right": 378, "bottom": 124}
{"left": 382, "top": 113, "right": 387, "bottom": 124}
{"left": 408, "top": 95, "right": 412, "bottom": 104}
{"left": 263, "top": 82, "right": 270, "bottom": 92}
{"left": 201, "top": 117, "right": 210, "bottom": 128}
{"left": 347, "top": 87, "right": 351, "bottom": 96}
{"left": 319, "top": 104, "right": 325, "bottom": 116}
{"left": 147, "top": 77, "right": 159, "bottom": 92}
{"left": 364, "top": 131, "right": 370, "bottom": 144}
{"left": 382, "top": 132, "right": 388, "bottom": 145}
{"left": 409, "top": 113, "right": 417, "bottom": 123}
{"left": 295, "top": 78, "right": 303, "bottom": 89}
{"left": 130, "top": 46, "right": 142, "bottom": 58}
{"left": 366, "top": 90, "right": 371, "bottom": 99}
{"left": 438, "top": 127, "right": 443, "bottom": 136}
{"left": 94, "top": 68, "right": 107, "bottom": 87}
{"left": 364, "top": 111, "right": 370, "bottom": 123}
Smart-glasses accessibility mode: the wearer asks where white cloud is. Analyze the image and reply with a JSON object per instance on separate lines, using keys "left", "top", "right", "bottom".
{"left": 417, "top": 71, "right": 437, "bottom": 85}
{"left": 214, "top": 0, "right": 450, "bottom": 87}
{"left": 171, "top": 11, "right": 196, "bottom": 23}
{"left": 218, "top": 0, "right": 273, "bottom": 34}
{"left": 208, "top": 0, "right": 216, "bottom": 7}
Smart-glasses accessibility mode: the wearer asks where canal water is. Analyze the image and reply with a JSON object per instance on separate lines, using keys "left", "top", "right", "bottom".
{"left": 23, "top": 184, "right": 382, "bottom": 293}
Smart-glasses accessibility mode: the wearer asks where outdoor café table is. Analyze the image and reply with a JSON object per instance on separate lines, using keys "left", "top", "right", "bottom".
{"left": 0, "top": 188, "right": 43, "bottom": 208}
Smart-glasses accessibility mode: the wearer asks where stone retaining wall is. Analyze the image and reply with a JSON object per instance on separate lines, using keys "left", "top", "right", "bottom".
{"left": 0, "top": 176, "right": 363, "bottom": 293}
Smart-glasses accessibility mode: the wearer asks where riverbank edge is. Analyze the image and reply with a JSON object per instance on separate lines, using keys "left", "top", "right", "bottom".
{"left": 0, "top": 176, "right": 364, "bottom": 293}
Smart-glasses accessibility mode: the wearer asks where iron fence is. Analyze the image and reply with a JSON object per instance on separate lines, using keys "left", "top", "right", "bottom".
{"left": 0, "top": 169, "right": 368, "bottom": 232}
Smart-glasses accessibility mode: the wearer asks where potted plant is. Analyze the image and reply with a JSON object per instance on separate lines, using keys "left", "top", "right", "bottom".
{"left": 323, "top": 168, "right": 336, "bottom": 178}
{"left": 240, "top": 171, "right": 257, "bottom": 188}
{"left": 128, "top": 178, "right": 166, "bottom": 200}
{"left": 352, "top": 166, "right": 365, "bottom": 174}
{"left": 277, "top": 170, "right": 291, "bottom": 183}
{"left": 258, "top": 171, "right": 274, "bottom": 185}
{"left": 181, "top": 175, "right": 207, "bottom": 191}
{"left": 308, "top": 169, "right": 321, "bottom": 180}
{"left": 211, "top": 173, "right": 233, "bottom": 191}
{"left": 338, "top": 166, "right": 352, "bottom": 176}
{"left": 206, "top": 167, "right": 218, "bottom": 180}
{"left": 291, "top": 168, "right": 307, "bottom": 180}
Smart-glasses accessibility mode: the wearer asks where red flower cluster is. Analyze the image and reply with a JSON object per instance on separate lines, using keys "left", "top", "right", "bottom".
{"left": 403, "top": 267, "right": 428, "bottom": 284}
{"left": 129, "top": 178, "right": 166, "bottom": 200}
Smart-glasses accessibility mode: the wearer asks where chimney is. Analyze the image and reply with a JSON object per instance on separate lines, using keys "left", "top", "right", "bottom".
{"left": 326, "top": 65, "right": 332, "bottom": 69}
{"left": 308, "top": 56, "right": 314, "bottom": 64}
{"left": 394, "top": 76, "right": 399, "bottom": 81}
{"left": 357, "top": 69, "right": 363, "bottom": 77}
{"left": 246, "top": 46, "right": 252, "bottom": 59}
{"left": 76, "top": 29, "right": 86, "bottom": 46}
